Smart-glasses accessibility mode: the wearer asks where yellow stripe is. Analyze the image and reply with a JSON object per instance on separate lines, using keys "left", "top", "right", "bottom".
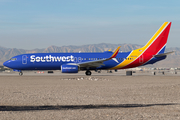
{"left": 142, "top": 22, "right": 169, "bottom": 50}
{"left": 110, "top": 48, "right": 143, "bottom": 69}
{"left": 110, "top": 22, "right": 169, "bottom": 69}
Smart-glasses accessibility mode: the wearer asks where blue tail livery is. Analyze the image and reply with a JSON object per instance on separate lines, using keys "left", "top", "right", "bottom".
{"left": 3, "top": 22, "right": 173, "bottom": 76}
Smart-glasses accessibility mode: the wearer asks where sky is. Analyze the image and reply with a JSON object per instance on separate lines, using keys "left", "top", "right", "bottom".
{"left": 0, "top": 0, "right": 180, "bottom": 49}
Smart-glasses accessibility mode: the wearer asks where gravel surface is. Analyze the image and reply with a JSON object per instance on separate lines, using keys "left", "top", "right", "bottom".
{"left": 0, "top": 74, "right": 180, "bottom": 120}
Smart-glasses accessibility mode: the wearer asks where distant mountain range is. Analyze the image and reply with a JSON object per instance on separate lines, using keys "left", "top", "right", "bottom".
{"left": 0, "top": 43, "right": 179, "bottom": 68}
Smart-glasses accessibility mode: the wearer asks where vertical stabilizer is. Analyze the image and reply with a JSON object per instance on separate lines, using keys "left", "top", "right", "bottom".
{"left": 111, "top": 22, "right": 172, "bottom": 69}
{"left": 142, "top": 22, "right": 171, "bottom": 54}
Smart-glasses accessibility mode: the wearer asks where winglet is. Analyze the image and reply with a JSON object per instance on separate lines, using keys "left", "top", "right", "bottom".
{"left": 109, "top": 46, "right": 120, "bottom": 59}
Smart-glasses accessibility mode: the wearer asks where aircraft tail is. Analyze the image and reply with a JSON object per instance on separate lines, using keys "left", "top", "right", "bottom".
{"left": 142, "top": 22, "right": 171, "bottom": 55}
{"left": 111, "top": 22, "right": 172, "bottom": 69}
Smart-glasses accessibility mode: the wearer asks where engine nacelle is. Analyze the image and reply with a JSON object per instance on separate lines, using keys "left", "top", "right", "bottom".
{"left": 61, "top": 64, "right": 79, "bottom": 73}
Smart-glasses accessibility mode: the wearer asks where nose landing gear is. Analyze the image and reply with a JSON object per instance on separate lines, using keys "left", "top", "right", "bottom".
{"left": 19, "top": 72, "right": 23, "bottom": 76}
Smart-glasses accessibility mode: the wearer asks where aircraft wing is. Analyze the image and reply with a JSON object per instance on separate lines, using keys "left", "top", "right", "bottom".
{"left": 78, "top": 46, "right": 120, "bottom": 68}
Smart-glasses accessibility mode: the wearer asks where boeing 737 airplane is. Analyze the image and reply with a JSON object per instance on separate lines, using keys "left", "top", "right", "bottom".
{"left": 3, "top": 22, "right": 173, "bottom": 76}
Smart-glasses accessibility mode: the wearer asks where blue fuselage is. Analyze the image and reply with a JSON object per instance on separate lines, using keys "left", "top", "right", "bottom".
{"left": 3, "top": 51, "right": 165, "bottom": 71}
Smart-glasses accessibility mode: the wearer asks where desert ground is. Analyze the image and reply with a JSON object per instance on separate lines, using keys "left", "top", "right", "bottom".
{"left": 0, "top": 70, "right": 180, "bottom": 120}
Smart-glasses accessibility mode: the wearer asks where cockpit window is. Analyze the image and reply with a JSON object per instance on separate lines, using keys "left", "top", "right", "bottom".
{"left": 10, "top": 58, "right": 17, "bottom": 61}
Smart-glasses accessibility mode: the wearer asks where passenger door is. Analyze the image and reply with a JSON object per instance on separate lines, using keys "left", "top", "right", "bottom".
{"left": 22, "top": 55, "right": 27, "bottom": 64}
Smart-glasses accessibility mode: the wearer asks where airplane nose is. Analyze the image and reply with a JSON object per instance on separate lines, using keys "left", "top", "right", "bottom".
{"left": 3, "top": 61, "right": 7, "bottom": 66}
{"left": 3, "top": 61, "right": 10, "bottom": 68}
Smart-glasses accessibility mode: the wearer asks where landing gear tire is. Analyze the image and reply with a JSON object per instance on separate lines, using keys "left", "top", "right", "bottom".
{"left": 85, "top": 70, "right": 92, "bottom": 76}
{"left": 19, "top": 72, "right": 23, "bottom": 76}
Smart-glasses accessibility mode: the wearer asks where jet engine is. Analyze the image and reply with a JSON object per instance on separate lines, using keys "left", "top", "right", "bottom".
{"left": 61, "top": 64, "right": 79, "bottom": 73}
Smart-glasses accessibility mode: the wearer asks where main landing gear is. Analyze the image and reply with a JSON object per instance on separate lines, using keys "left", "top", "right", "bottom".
{"left": 85, "top": 70, "right": 91, "bottom": 76}
{"left": 19, "top": 72, "right": 23, "bottom": 76}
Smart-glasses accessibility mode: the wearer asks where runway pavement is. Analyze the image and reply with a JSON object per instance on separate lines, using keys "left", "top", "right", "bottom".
{"left": 0, "top": 71, "right": 180, "bottom": 119}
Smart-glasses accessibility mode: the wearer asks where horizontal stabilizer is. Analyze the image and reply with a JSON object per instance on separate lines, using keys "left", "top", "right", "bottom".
{"left": 154, "top": 51, "right": 174, "bottom": 57}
